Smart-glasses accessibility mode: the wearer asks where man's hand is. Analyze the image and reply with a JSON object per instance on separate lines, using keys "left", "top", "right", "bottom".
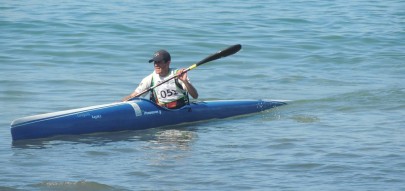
{"left": 177, "top": 68, "right": 188, "bottom": 82}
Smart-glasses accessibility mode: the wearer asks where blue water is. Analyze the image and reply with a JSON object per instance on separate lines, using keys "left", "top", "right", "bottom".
{"left": 1, "top": 1, "right": 404, "bottom": 190}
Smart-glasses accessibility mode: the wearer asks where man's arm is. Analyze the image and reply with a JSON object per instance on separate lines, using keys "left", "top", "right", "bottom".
{"left": 121, "top": 91, "right": 138, "bottom": 102}
{"left": 121, "top": 74, "right": 152, "bottom": 102}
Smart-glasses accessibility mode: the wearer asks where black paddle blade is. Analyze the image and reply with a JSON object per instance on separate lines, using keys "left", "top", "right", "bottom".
{"left": 196, "top": 44, "right": 242, "bottom": 66}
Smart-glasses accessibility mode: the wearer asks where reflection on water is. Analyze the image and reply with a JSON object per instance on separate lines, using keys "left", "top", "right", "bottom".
{"left": 30, "top": 180, "right": 122, "bottom": 191}
{"left": 11, "top": 125, "right": 197, "bottom": 150}
{"left": 152, "top": 129, "right": 196, "bottom": 150}
{"left": 10, "top": 126, "right": 198, "bottom": 190}
{"left": 142, "top": 129, "right": 197, "bottom": 166}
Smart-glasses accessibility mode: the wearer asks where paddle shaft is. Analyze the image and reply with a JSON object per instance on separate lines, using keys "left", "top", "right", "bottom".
{"left": 132, "top": 44, "right": 242, "bottom": 99}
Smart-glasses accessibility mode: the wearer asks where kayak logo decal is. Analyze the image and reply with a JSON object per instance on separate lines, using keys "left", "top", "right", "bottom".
{"left": 92, "top": 115, "right": 102, "bottom": 119}
{"left": 77, "top": 113, "right": 90, "bottom": 118}
{"left": 128, "top": 102, "right": 142, "bottom": 117}
{"left": 143, "top": 110, "right": 161, "bottom": 115}
{"left": 76, "top": 113, "right": 102, "bottom": 119}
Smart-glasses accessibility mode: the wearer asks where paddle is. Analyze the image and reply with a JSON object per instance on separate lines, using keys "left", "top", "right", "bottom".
{"left": 129, "top": 44, "right": 242, "bottom": 100}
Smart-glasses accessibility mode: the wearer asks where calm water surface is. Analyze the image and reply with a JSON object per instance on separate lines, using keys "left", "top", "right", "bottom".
{"left": 1, "top": 1, "right": 404, "bottom": 190}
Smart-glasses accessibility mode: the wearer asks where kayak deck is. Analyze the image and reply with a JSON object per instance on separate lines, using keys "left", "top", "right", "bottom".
{"left": 11, "top": 98, "right": 287, "bottom": 141}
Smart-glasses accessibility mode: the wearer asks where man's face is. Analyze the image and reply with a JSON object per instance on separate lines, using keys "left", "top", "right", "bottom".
{"left": 154, "top": 60, "right": 170, "bottom": 76}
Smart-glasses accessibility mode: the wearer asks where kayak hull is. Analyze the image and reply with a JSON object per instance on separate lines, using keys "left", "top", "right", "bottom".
{"left": 11, "top": 98, "right": 287, "bottom": 141}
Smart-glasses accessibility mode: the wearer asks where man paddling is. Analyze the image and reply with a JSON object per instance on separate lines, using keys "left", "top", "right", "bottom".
{"left": 122, "top": 49, "right": 198, "bottom": 109}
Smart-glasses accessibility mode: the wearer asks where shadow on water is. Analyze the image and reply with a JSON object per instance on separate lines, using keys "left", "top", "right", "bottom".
{"left": 11, "top": 124, "right": 199, "bottom": 150}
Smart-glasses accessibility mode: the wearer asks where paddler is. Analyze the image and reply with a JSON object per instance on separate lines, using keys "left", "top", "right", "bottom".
{"left": 121, "top": 49, "right": 198, "bottom": 109}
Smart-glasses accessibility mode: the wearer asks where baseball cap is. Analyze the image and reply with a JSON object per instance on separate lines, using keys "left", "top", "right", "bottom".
{"left": 148, "top": 49, "right": 171, "bottom": 63}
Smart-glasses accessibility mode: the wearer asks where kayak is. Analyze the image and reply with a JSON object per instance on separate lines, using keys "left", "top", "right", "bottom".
{"left": 10, "top": 98, "right": 287, "bottom": 141}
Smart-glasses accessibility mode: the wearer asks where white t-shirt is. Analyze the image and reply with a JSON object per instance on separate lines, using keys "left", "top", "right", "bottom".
{"left": 134, "top": 68, "right": 190, "bottom": 104}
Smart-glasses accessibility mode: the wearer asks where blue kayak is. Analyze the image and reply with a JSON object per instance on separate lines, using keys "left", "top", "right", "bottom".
{"left": 10, "top": 98, "right": 287, "bottom": 141}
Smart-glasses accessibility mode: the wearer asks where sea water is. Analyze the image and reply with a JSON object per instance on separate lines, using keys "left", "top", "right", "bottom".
{"left": 1, "top": 1, "right": 404, "bottom": 190}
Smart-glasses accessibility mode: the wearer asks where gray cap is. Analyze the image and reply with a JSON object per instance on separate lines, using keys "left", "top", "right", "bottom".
{"left": 148, "top": 49, "right": 171, "bottom": 63}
